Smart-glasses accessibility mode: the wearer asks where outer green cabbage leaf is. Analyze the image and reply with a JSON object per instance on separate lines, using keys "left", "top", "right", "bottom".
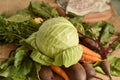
{"left": 53, "top": 45, "right": 82, "bottom": 67}
{"left": 30, "top": 50, "right": 54, "bottom": 66}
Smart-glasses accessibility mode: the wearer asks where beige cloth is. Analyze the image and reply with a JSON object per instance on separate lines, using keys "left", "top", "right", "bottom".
{"left": 66, "top": 0, "right": 111, "bottom": 16}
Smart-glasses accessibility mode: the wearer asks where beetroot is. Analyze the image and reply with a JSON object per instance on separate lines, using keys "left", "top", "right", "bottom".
{"left": 63, "top": 63, "right": 86, "bottom": 80}
{"left": 39, "top": 66, "right": 54, "bottom": 80}
{"left": 82, "top": 62, "right": 103, "bottom": 80}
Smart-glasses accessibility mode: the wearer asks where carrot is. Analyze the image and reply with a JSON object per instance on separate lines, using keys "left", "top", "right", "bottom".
{"left": 80, "top": 44, "right": 101, "bottom": 58}
{"left": 81, "top": 54, "right": 102, "bottom": 62}
{"left": 80, "top": 44, "right": 102, "bottom": 62}
{"left": 50, "top": 65, "right": 69, "bottom": 80}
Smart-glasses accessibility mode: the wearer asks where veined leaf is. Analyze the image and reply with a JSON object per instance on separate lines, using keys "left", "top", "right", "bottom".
{"left": 5, "top": 14, "right": 31, "bottom": 23}
{"left": 14, "top": 48, "right": 26, "bottom": 67}
{"left": 28, "top": 2, "right": 59, "bottom": 19}
{"left": 99, "top": 23, "right": 114, "bottom": 45}
{"left": 11, "top": 57, "right": 33, "bottom": 80}
{"left": 27, "top": 63, "right": 41, "bottom": 80}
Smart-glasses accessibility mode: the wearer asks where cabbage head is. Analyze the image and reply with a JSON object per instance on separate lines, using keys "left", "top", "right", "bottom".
{"left": 25, "top": 17, "right": 83, "bottom": 67}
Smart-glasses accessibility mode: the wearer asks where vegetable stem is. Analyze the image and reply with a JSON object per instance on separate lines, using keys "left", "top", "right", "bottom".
{"left": 107, "top": 37, "right": 120, "bottom": 52}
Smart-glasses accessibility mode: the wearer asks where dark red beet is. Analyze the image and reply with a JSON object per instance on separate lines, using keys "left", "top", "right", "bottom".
{"left": 39, "top": 66, "right": 54, "bottom": 80}
{"left": 79, "top": 37, "right": 100, "bottom": 52}
{"left": 63, "top": 63, "right": 86, "bottom": 80}
{"left": 82, "top": 62, "right": 103, "bottom": 80}
{"left": 101, "top": 59, "right": 112, "bottom": 80}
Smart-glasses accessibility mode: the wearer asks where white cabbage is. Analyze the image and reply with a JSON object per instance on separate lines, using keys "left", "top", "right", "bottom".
{"left": 25, "top": 17, "right": 82, "bottom": 67}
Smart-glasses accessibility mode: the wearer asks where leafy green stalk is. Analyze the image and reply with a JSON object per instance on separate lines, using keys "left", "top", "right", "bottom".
{"left": 28, "top": 2, "right": 59, "bottom": 19}
{"left": 0, "top": 13, "right": 39, "bottom": 44}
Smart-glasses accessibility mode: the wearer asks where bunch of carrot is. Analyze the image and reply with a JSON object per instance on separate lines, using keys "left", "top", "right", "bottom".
{"left": 80, "top": 44, "right": 102, "bottom": 63}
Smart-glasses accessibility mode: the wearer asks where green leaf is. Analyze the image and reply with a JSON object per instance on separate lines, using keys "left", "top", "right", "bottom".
{"left": 0, "top": 58, "right": 14, "bottom": 78}
{"left": 28, "top": 2, "right": 59, "bottom": 19}
{"left": 40, "top": 2, "right": 59, "bottom": 17}
{"left": 16, "top": 9, "right": 31, "bottom": 15}
{"left": 0, "top": 58, "right": 14, "bottom": 73}
{"left": 0, "top": 66, "right": 15, "bottom": 78}
{"left": 108, "top": 54, "right": 120, "bottom": 76}
{"left": 0, "top": 14, "right": 39, "bottom": 44}
{"left": 53, "top": 45, "right": 83, "bottom": 67}
{"left": 68, "top": 16, "right": 83, "bottom": 27}
{"left": 27, "top": 63, "right": 41, "bottom": 80}
{"left": 5, "top": 14, "right": 31, "bottom": 23}
{"left": 14, "top": 48, "right": 26, "bottom": 67}
{"left": 11, "top": 58, "right": 33, "bottom": 80}
{"left": 94, "top": 54, "right": 120, "bottom": 76}
{"left": 111, "top": 41, "right": 120, "bottom": 50}
{"left": 84, "top": 21, "right": 107, "bottom": 39}
{"left": 68, "top": 16, "right": 85, "bottom": 35}
{"left": 30, "top": 50, "right": 53, "bottom": 66}
{"left": 0, "top": 76, "right": 13, "bottom": 80}
{"left": 100, "top": 23, "right": 115, "bottom": 45}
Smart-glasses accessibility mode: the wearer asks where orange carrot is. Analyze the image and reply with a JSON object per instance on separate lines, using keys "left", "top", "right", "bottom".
{"left": 80, "top": 44, "right": 101, "bottom": 59}
{"left": 79, "top": 44, "right": 102, "bottom": 62}
{"left": 81, "top": 54, "right": 102, "bottom": 62}
{"left": 50, "top": 65, "right": 69, "bottom": 80}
